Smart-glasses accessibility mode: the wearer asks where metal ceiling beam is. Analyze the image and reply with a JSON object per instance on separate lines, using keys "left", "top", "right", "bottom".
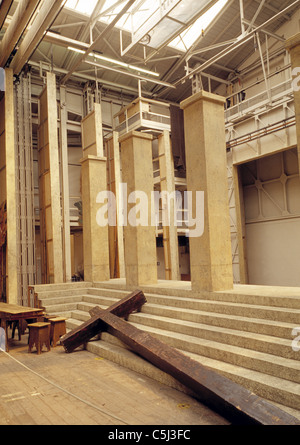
{"left": 85, "top": 59, "right": 176, "bottom": 89}
{"left": 174, "top": 0, "right": 300, "bottom": 86}
{"left": 0, "top": 0, "right": 41, "bottom": 67}
{"left": 142, "top": 0, "right": 220, "bottom": 63}
{"left": 246, "top": 0, "right": 266, "bottom": 32}
{"left": 243, "top": 18, "right": 285, "bottom": 42}
{"left": 60, "top": 0, "right": 136, "bottom": 85}
{"left": 188, "top": 39, "right": 238, "bottom": 58}
{"left": 28, "top": 59, "right": 149, "bottom": 97}
{"left": 44, "top": 30, "right": 90, "bottom": 50}
{"left": 0, "top": 0, "right": 13, "bottom": 30}
{"left": 151, "top": 0, "right": 236, "bottom": 97}
{"left": 211, "top": 0, "right": 287, "bottom": 76}
{"left": 254, "top": 0, "right": 290, "bottom": 21}
{"left": 10, "top": 0, "right": 66, "bottom": 74}
{"left": 61, "top": 0, "right": 106, "bottom": 70}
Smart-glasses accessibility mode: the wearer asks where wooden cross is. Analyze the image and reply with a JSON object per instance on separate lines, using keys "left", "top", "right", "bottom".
{"left": 60, "top": 289, "right": 300, "bottom": 425}
{"left": 60, "top": 289, "right": 146, "bottom": 353}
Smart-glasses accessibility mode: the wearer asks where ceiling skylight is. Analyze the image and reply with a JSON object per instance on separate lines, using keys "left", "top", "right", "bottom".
{"left": 169, "top": 0, "right": 229, "bottom": 51}
{"left": 64, "top": 0, "right": 229, "bottom": 52}
{"left": 65, "top": 0, "right": 98, "bottom": 16}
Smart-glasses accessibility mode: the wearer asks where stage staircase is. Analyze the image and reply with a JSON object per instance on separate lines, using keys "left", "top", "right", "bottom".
{"left": 32, "top": 280, "right": 300, "bottom": 420}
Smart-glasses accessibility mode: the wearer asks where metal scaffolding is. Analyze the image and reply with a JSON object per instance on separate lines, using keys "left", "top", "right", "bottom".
{"left": 14, "top": 73, "right": 36, "bottom": 305}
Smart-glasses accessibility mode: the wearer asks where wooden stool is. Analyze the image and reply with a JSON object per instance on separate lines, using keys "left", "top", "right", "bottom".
{"left": 49, "top": 317, "right": 66, "bottom": 347}
{"left": 28, "top": 322, "right": 51, "bottom": 355}
{"left": 44, "top": 315, "right": 57, "bottom": 322}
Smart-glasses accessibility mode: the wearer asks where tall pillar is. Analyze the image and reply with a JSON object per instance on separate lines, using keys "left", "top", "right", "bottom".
{"left": 0, "top": 69, "right": 18, "bottom": 303}
{"left": 38, "top": 72, "right": 63, "bottom": 284}
{"left": 81, "top": 104, "right": 110, "bottom": 283}
{"left": 180, "top": 91, "right": 233, "bottom": 292}
{"left": 106, "top": 132, "right": 125, "bottom": 278}
{"left": 286, "top": 33, "right": 300, "bottom": 173}
{"left": 59, "top": 86, "right": 72, "bottom": 282}
{"left": 158, "top": 131, "right": 180, "bottom": 281}
{"left": 119, "top": 131, "right": 157, "bottom": 287}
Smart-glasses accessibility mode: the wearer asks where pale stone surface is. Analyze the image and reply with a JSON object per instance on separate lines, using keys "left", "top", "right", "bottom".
{"left": 80, "top": 155, "right": 110, "bottom": 283}
{"left": 3, "top": 69, "right": 18, "bottom": 302}
{"left": 38, "top": 72, "right": 63, "bottom": 284}
{"left": 286, "top": 32, "right": 300, "bottom": 174}
{"left": 181, "top": 91, "right": 233, "bottom": 292}
{"left": 119, "top": 131, "right": 157, "bottom": 287}
{"left": 81, "top": 105, "right": 110, "bottom": 283}
{"left": 158, "top": 131, "right": 180, "bottom": 281}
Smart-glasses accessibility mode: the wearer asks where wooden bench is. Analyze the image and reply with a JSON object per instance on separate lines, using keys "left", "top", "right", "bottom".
{"left": 28, "top": 322, "right": 51, "bottom": 355}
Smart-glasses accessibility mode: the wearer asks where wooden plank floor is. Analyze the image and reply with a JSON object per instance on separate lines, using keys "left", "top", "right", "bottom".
{"left": 0, "top": 331, "right": 229, "bottom": 426}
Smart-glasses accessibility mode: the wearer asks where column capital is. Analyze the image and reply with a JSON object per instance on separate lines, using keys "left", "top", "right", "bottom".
{"left": 119, "top": 130, "right": 153, "bottom": 144}
{"left": 285, "top": 32, "right": 300, "bottom": 51}
{"left": 80, "top": 155, "right": 107, "bottom": 165}
{"left": 180, "top": 90, "right": 226, "bottom": 111}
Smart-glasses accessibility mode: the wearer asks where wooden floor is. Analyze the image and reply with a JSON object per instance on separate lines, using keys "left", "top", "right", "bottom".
{"left": 0, "top": 330, "right": 229, "bottom": 426}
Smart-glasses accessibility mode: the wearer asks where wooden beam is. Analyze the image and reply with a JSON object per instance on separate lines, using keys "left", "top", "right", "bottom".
{"left": 0, "top": 0, "right": 13, "bottom": 30}
{"left": 0, "top": 0, "right": 41, "bottom": 68}
{"left": 90, "top": 308, "right": 300, "bottom": 426}
{"left": 60, "top": 290, "right": 146, "bottom": 353}
{"left": 10, "top": 0, "right": 66, "bottom": 74}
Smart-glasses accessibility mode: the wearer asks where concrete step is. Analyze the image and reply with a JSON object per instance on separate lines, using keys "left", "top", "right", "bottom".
{"left": 67, "top": 307, "right": 300, "bottom": 384}
{"left": 33, "top": 281, "right": 92, "bottom": 293}
{"left": 85, "top": 287, "right": 300, "bottom": 323}
{"left": 41, "top": 301, "right": 79, "bottom": 314}
{"left": 84, "top": 333, "right": 300, "bottom": 415}
{"left": 81, "top": 293, "right": 296, "bottom": 340}
{"left": 39, "top": 295, "right": 83, "bottom": 307}
{"left": 39, "top": 282, "right": 300, "bottom": 418}
{"left": 127, "top": 321, "right": 300, "bottom": 384}
{"left": 128, "top": 312, "right": 297, "bottom": 360}
{"left": 144, "top": 294, "right": 300, "bottom": 324}
{"left": 89, "top": 284, "right": 300, "bottom": 309}
{"left": 74, "top": 301, "right": 297, "bottom": 360}
{"left": 36, "top": 288, "right": 90, "bottom": 300}
{"left": 87, "top": 287, "right": 130, "bottom": 299}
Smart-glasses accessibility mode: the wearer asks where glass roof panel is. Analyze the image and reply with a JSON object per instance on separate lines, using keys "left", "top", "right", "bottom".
{"left": 169, "top": 0, "right": 229, "bottom": 51}
{"left": 64, "top": 0, "right": 229, "bottom": 52}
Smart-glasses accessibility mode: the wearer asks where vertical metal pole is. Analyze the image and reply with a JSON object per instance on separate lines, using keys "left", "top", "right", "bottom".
{"left": 265, "top": 34, "right": 270, "bottom": 76}
{"left": 239, "top": 0, "right": 246, "bottom": 34}
{"left": 256, "top": 32, "right": 271, "bottom": 102}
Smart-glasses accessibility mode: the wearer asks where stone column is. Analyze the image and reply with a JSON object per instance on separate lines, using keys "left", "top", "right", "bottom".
{"left": 119, "top": 130, "right": 157, "bottom": 287}
{"left": 38, "top": 72, "right": 64, "bottom": 284}
{"left": 81, "top": 105, "right": 110, "bottom": 283}
{"left": 286, "top": 32, "right": 300, "bottom": 173}
{"left": 158, "top": 131, "right": 180, "bottom": 281}
{"left": 0, "top": 69, "right": 18, "bottom": 302}
{"left": 180, "top": 91, "right": 233, "bottom": 292}
{"left": 80, "top": 156, "right": 110, "bottom": 283}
